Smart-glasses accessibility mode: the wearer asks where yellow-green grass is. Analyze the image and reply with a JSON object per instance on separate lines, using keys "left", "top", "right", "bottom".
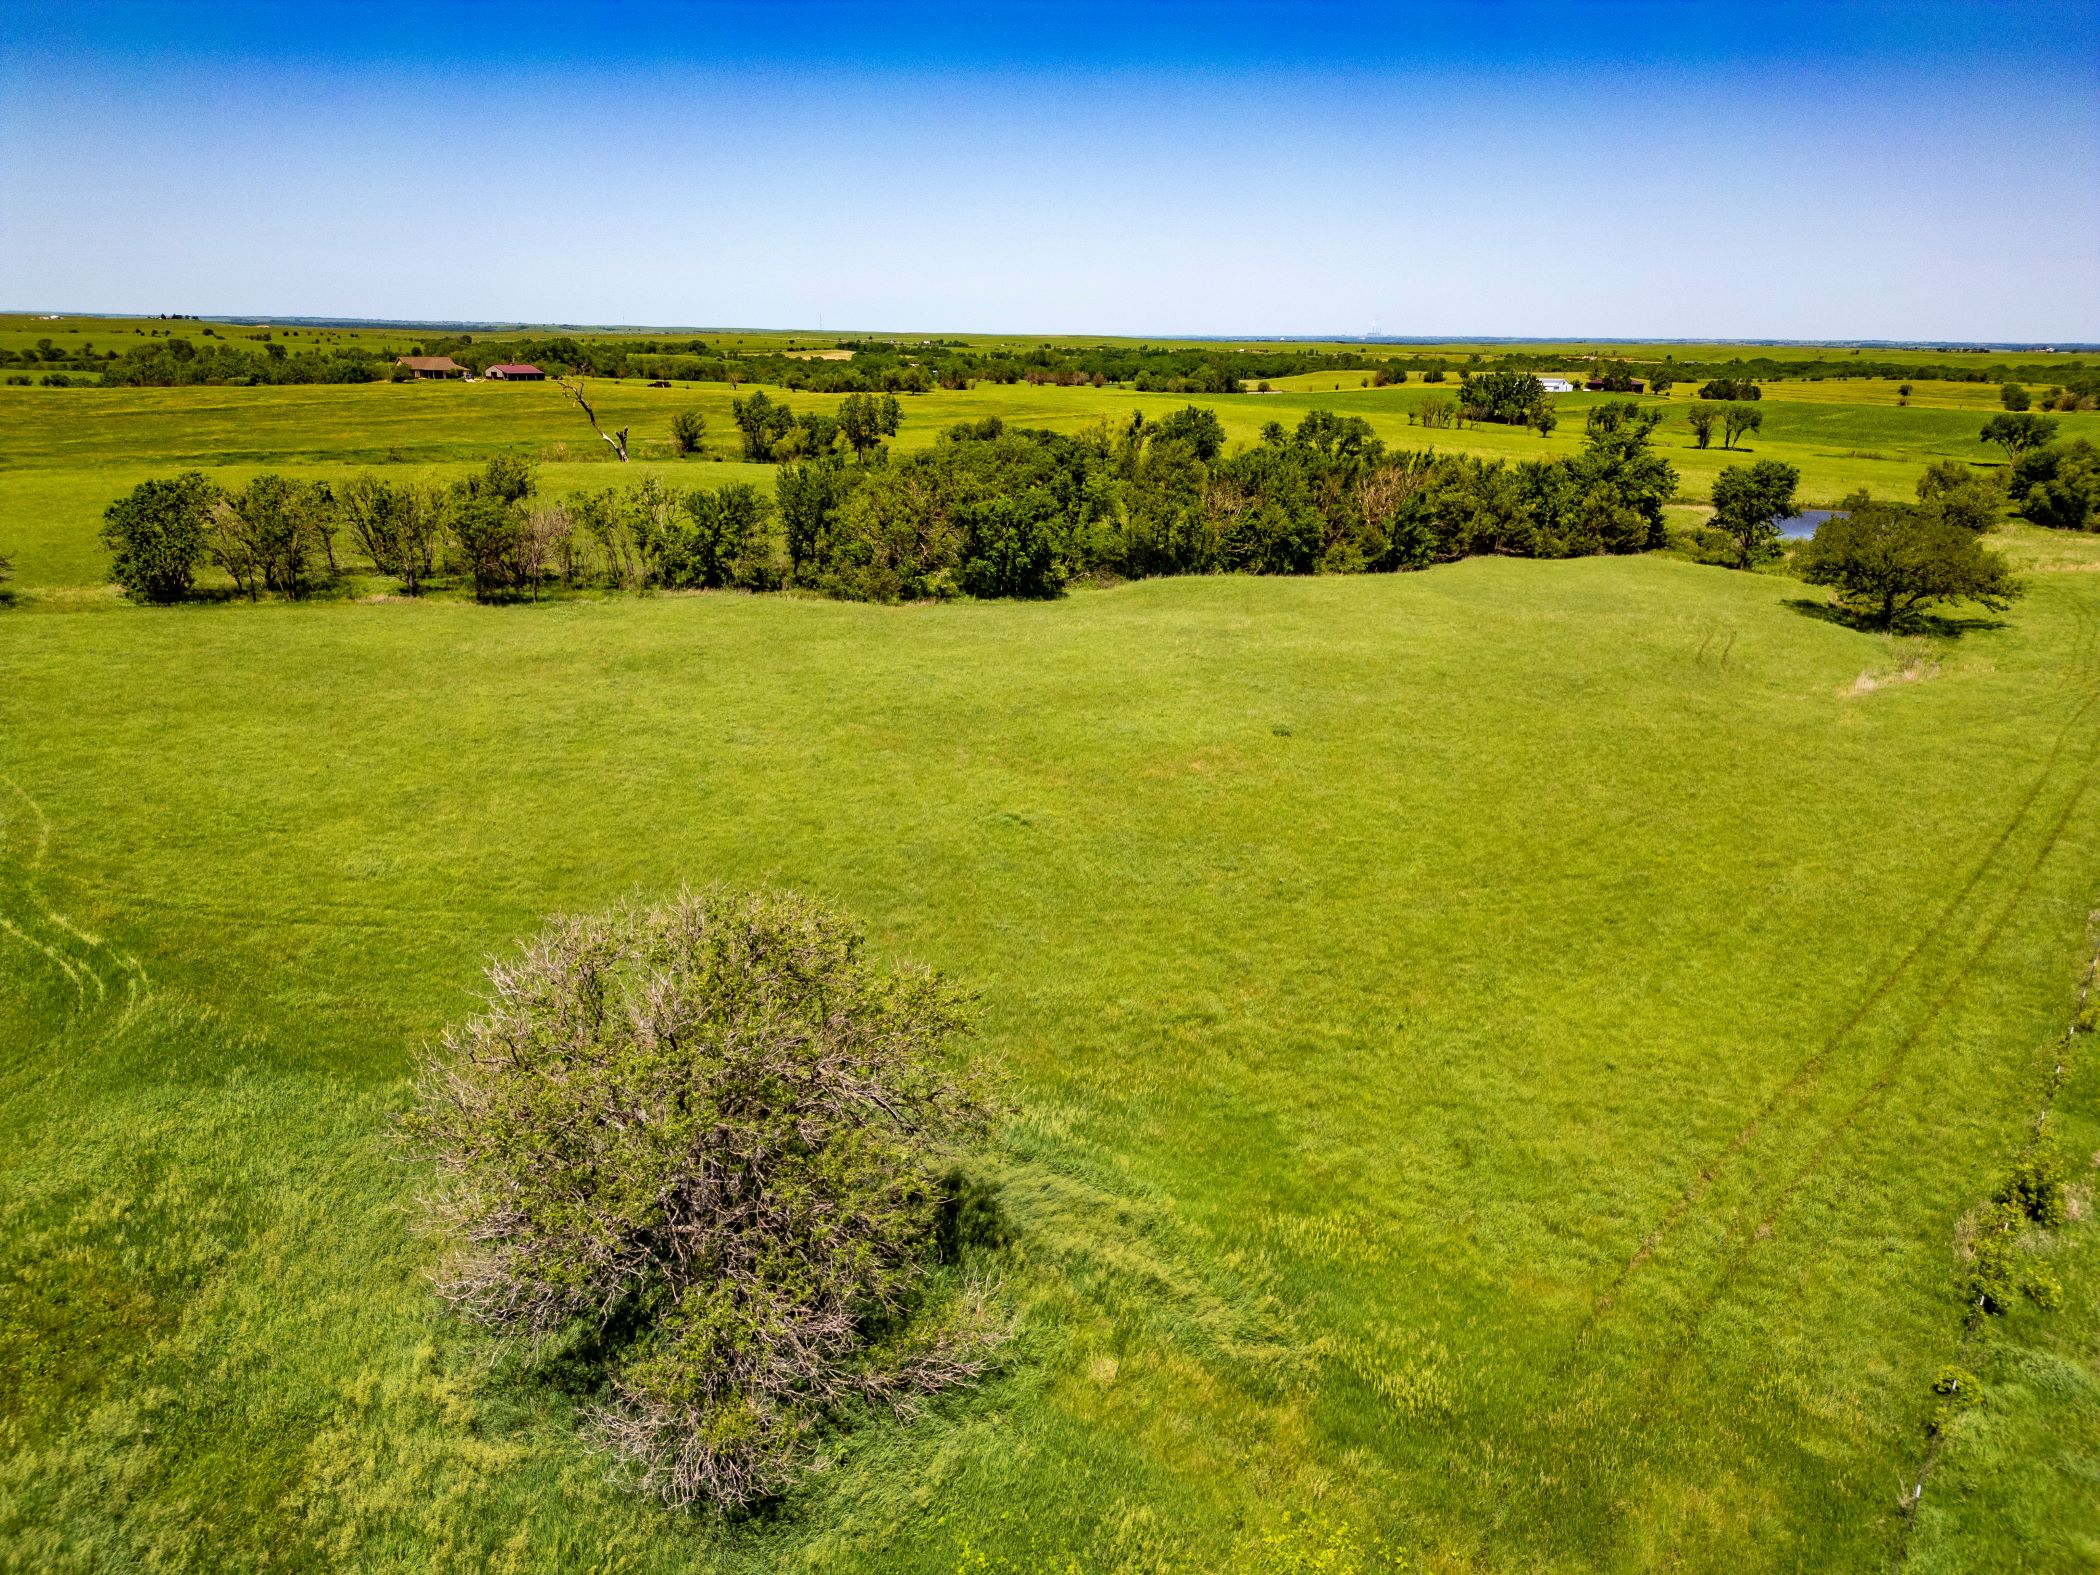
{"left": 6, "top": 381, "right": 2095, "bottom": 597}
{"left": 5, "top": 477, "right": 2100, "bottom": 1572}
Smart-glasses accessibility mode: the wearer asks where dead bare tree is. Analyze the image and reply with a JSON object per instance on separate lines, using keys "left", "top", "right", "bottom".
{"left": 555, "top": 375, "right": 631, "bottom": 462}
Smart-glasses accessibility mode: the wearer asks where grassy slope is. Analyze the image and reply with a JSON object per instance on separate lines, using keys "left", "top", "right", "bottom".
{"left": 4, "top": 531, "right": 2099, "bottom": 1570}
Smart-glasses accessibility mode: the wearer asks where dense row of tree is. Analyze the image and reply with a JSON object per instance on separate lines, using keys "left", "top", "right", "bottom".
{"left": 88, "top": 403, "right": 2094, "bottom": 629}
{"left": 91, "top": 337, "right": 389, "bottom": 387}
{"left": 731, "top": 391, "right": 901, "bottom": 461}
{"left": 98, "top": 403, "right": 1681, "bottom": 605}
{"left": 765, "top": 401, "right": 1680, "bottom": 600}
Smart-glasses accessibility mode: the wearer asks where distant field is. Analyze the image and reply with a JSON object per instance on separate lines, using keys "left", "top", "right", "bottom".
{"left": 4, "top": 312, "right": 2093, "bottom": 367}
{"left": 3, "top": 356, "right": 2098, "bottom": 1574}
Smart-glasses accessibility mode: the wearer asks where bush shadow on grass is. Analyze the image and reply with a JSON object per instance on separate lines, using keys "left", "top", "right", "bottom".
{"left": 1782, "top": 596, "right": 2010, "bottom": 639}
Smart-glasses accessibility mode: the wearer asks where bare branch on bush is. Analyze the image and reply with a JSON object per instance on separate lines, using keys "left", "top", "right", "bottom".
{"left": 404, "top": 886, "right": 1005, "bottom": 1509}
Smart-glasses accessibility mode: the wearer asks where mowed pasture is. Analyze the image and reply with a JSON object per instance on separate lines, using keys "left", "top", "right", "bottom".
{"left": 3, "top": 376, "right": 2100, "bottom": 1573}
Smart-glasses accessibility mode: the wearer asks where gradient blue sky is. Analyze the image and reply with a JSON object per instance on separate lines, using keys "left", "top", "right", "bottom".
{"left": 3, "top": 1, "right": 2096, "bottom": 338}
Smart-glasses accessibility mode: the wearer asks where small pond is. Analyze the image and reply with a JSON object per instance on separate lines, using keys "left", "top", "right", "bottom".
{"left": 1777, "top": 509, "right": 1844, "bottom": 541}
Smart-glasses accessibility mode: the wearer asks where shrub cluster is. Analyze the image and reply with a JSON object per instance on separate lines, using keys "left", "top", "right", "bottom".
{"left": 1965, "top": 1111, "right": 2073, "bottom": 1317}
{"left": 2008, "top": 439, "right": 2100, "bottom": 530}
{"left": 1970, "top": 1201, "right": 2064, "bottom": 1315}
{"left": 731, "top": 389, "right": 900, "bottom": 462}
{"left": 1454, "top": 370, "right": 1555, "bottom": 432}
{"left": 405, "top": 888, "right": 1002, "bottom": 1508}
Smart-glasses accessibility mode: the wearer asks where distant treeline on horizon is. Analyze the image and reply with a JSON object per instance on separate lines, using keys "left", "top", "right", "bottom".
{"left": 6, "top": 324, "right": 2097, "bottom": 397}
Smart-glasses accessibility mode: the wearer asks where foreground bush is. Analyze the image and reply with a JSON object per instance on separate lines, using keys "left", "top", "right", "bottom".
{"left": 406, "top": 888, "right": 1002, "bottom": 1508}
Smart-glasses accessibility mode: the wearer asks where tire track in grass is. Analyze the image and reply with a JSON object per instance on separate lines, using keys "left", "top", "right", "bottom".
{"left": 1648, "top": 709, "right": 2100, "bottom": 1384}
{"left": 1562, "top": 677, "right": 2100, "bottom": 1366}
{"left": 0, "top": 774, "right": 149, "bottom": 1016}
{"left": 1528, "top": 581, "right": 2100, "bottom": 1538}
{"left": 1643, "top": 581, "right": 2100, "bottom": 1358}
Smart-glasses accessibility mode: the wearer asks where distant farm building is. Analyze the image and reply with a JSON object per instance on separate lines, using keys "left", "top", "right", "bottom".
{"left": 484, "top": 363, "right": 545, "bottom": 381}
{"left": 1585, "top": 377, "right": 1645, "bottom": 393}
{"left": 396, "top": 355, "right": 466, "bottom": 379}
{"left": 1539, "top": 377, "right": 1575, "bottom": 393}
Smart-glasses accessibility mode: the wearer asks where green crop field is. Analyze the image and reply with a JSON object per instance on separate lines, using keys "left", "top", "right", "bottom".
{"left": 4, "top": 343, "right": 2099, "bottom": 1573}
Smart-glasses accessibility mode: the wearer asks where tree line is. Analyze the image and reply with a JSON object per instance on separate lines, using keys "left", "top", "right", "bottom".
{"left": 92, "top": 400, "right": 2098, "bottom": 624}
{"left": 23, "top": 325, "right": 2098, "bottom": 403}
{"left": 98, "top": 402, "right": 1681, "bottom": 606}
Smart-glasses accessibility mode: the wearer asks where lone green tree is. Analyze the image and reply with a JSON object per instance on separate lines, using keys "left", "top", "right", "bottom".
{"left": 669, "top": 409, "right": 707, "bottom": 457}
{"left": 1686, "top": 405, "right": 1718, "bottom": 449}
{"left": 1798, "top": 494, "right": 2023, "bottom": 629}
{"left": 2000, "top": 382, "right": 2031, "bottom": 411}
{"left": 448, "top": 456, "right": 539, "bottom": 600}
{"left": 406, "top": 888, "right": 1003, "bottom": 1509}
{"left": 838, "top": 391, "right": 903, "bottom": 462}
{"left": 101, "top": 472, "right": 218, "bottom": 602}
{"left": 1710, "top": 460, "right": 1800, "bottom": 569}
{"left": 1455, "top": 369, "right": 1549, "bottom": 425}
{"left": 732, "top": 390, "right": 796, "bottom": 461}
{"left": 1721, "top": 403, "right": 1764, "bottom": 449}
{"left": 1980, "top": 412, "right": 2058, "bottom": 463}
{"left": 1151, "top": 404, "right": 1227, "bottom": 461}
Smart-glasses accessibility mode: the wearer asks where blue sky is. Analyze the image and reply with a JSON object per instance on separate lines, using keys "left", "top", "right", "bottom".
{"left": 3, "top": 1, "right": 2095, "bottom": 339}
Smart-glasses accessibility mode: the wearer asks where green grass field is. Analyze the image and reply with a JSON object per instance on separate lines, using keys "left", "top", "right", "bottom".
{"left": 4, "top": 374, "right": 2099, "bottom": 1572}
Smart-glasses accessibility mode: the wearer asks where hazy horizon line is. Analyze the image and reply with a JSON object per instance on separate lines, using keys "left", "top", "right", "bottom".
{"left": 9, "top": 310, "right": 2095, "bottom": 354}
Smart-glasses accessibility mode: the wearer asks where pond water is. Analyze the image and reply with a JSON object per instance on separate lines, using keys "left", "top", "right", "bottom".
{"left": 1777, "top": 509, "right": 1843, "bottom": 541}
